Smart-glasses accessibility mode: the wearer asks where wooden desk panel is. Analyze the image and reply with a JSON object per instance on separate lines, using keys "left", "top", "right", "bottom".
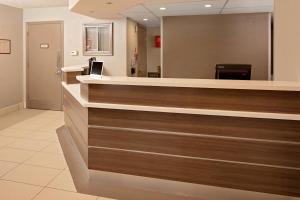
{"left": 63, "top": 82, "right": 300, "bottom": 197}
{"left": 87, "top": 107, "right": 300, "bottom": 197}
{"left": 63, "top": 71, "right": 82, "bottom": 84}
{"left": 89, "top": 126, "right": 300, "bottom": 168}
{"left": 88, "top": 108, "right": 300, "bottom": 143}
{"left": 82, "top": 84, "right": 300, "bottom": 114}
{"left": 64, "top": 89, "right": 88, "bottom": 164}
{"left": 88, "top": 147, "right": 300, "bottom": 197}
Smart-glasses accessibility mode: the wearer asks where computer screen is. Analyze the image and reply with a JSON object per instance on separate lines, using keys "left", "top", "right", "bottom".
{"left": 90, "top": 61, "right": 103, "bottom": 77}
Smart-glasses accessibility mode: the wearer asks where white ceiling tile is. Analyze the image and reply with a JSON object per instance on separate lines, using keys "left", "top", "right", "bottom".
{"left": 120, "top": 5, "right": 148, "bottom": 15}
{"left": 134, "top": 17, "right": 161, "bottom": 27}
{"left": 145, "top": 0, "right": 226, "bottom": 11}
{"left": 145, "top": 0, "right": 226, "bottom": 16}
{"left": 222, "top": 6, "right": 273, "bottom": 14}
{"left": 124, "top": 13, "right": 158, "bottom": 20}
{"left": 120, "top": 0, "right": 274, "bottom": 27}
{"left": 120, "top": 4, "right": 160, "bottom": 27}
{"left": 225, "top": 0, "right": 274, "bottom": 8}
{"left": 157, "top": 9, "right": 221, "bottom": 16}
{"left": 223, "top": 0, "right": 273, "bottom": 14}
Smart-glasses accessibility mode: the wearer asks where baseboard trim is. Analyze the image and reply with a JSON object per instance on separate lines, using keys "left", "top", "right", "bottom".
{"left": 0, "top": 102, "right": 24, "bottom": 116}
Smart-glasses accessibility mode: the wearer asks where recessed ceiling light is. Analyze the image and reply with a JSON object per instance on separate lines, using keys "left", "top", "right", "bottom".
{"left": 160, "top": 7, "right": 166, "bottom": 10}
{"left": 143, "top": 18, "right": 148, "bottom": 21}
{"left": 205, "top": 4, "right": 212, "bottom": 8}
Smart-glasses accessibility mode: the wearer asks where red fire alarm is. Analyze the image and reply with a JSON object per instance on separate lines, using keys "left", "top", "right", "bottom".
{"left": 154, "top": 35, "right": 161, "bottom": 48}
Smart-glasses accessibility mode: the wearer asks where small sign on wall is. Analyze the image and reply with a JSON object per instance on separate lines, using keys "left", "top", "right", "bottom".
{"left": 0, "top": 39, "right": 11, "bottom": 54}
{"left": 154, "top": 36, "right": 161, "bottom": 48}
{"left": 40, "top": 43, "right": 49, "bottom": 49}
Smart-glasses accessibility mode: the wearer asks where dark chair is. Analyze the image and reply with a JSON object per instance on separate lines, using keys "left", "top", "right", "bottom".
{"left": 215, "top": 64, "right": 252, "bottom": 80}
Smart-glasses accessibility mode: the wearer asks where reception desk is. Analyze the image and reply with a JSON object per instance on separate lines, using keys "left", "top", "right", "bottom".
{"left": 62, "top": 75, "right": 300, "bottom": 197}
{"left": 62, "top": 65, "right": 88, "bottom": 84}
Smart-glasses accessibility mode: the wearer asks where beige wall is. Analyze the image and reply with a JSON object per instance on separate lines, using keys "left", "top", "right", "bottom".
{"left": 147, "top": 27, "right": 161, "bottom": 73}
{"left": 162, "top": 13, "right": 271, "bottom": 80}
{"left": 274, "top": 0, "right": 300, "bottom": 81}
{"left": 0, "top": 4, "right": 23, "bottom": 110}
{"left": 23, "top": 7, "right": 127, "bottom": 76}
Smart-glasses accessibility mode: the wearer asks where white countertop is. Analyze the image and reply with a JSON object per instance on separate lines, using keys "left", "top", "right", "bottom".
{"left": 61, "top": 65, "right": 88, "bottom": 72}
{"left": 62, "top": 82, "right": 300, "bottom": 121}
{"left": 76, "top": 75, "right": 300, "bottom": 91}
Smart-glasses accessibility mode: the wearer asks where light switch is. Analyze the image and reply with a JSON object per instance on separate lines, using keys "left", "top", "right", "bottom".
{"left": 70, "top": 50, "right": 79, "bottom": 56}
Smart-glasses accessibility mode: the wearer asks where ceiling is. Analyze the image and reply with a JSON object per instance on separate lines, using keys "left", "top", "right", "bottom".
{"left": 121, "top": 0, "right": 274, "bottom": 27}
{"left": 0, "top": 0, "right": 68, "bottom": 8}
{"left": 0, "top": 0, "right": 273, "bottom": 27}
{"left": 70, "top": 0, "right": 273, "bottom": 27}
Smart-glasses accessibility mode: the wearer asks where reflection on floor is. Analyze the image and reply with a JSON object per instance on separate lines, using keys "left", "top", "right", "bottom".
{"left": 0, "top": 109, "right": 299, "bottom": 200}
{"left": 0, "top": 109, "right": 109, "bottom": 200}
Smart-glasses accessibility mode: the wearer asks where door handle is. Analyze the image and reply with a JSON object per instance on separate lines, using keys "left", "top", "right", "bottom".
{"left": 56, "top": 51, "right": 62, "bottom": 73}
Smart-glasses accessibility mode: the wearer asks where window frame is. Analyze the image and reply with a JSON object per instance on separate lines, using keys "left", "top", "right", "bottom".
{"left": 82, "top": 23, "right": 113, "bottom": 56}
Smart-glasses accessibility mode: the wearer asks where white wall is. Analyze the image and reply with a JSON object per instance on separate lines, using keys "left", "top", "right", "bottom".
{"left": 0, "top": 4, "right": 23, "bottom": 110}
{"left": 274, "top": 0, "right": 300, "bottom": 81}
{"left": 23, "top": 7, "right": 127, "bottom": 76}
{"left": 147, "top": 27, "right": 161, "bottom": 73}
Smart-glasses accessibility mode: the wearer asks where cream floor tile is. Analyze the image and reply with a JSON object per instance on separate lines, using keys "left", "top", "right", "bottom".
{"left": 0, "top": 136, "right": 16, "bottom": 147}
{"left": 52, "top": 136, "right": 60, "bottom": 143}
{"left": 7, "top": 122, "right": 45, "bottom": 131}
{"left": 0, "top": 109, "right": 45, "bottom": 130}
{"left": 47, "top": 170, "right": 76, "bottom": 192}
{"left": 0, "top": 180, "right": 42, "bottom": 200}
{"left": 37, "top": 129, "right": 58, "bottom": 135}
{"left": 36, "top": 117, "right": 63, "bottom": 123}
{"left": 33, "top": 188, "right": 98, "bottom": 200}
{"left": 97, "top": 197, "right": 116, "bottom": 200}
{"left": 41, "top": 142, "right": 64, "bottom": 155}
{"left": 51, "top": 120, "right": 65, "bottom": 127}
{"left": 23, "top": 116, "right": 54, "bottom": 122}
{"left": 22, "top": 131, "right": 59, "bottom": 142}
{"left": 3, "top": 164, "right": 62, "bottom": 186}
{"left": 0, "top": 129, "right": 33, "bottom": 138}
{"left": 25, "top": 152, "right": 67, "bottom": 169}
{"left": 38, "top": 126, "right": 60, "bottom": 132}
{"left": 6, "top": 139, "right": 51, "bottom": 151}
{"left": 0, "top": 148, "right": 35, "bottom": 163}
{"left": 0, "top": 161, "right": 18, "bottom": 177}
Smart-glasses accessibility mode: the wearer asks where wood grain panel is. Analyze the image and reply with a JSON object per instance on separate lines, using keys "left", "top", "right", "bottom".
{"left": 88, "top": 127, "right": 300, "bottom": 168}
{"left": 88, "top": 147, "right": 300, "bottom": 197}
{"left": 80, "top": 83, "right": 89, "bottom": 101}
{"left": 88, "top": 108, "right": 300, "bottom": 143}
{"left": 87, "top": 84, "right": 300, "bottom": 114}
{"left": 63, "top": 89, "right": 88, "bottom": 165}
{"left": 63, "top": 72, "right": 82, "bottom": 84}
{"left": 64, "top": 89, "right": 88, "bottom": 143}
{"left": 65, "top": 113, "right": 88, "bottom": 165}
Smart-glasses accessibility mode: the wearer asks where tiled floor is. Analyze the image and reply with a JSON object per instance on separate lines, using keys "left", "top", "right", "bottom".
{"left": 0, "top": 109, "right": 112, "bottom": 200}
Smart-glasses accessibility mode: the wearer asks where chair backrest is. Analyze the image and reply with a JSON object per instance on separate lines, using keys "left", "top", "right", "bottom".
{"left": 215, "top": 64, "right": 252, "bottom": 80}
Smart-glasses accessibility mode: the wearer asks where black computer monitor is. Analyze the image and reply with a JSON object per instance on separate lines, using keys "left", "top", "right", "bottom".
{"left": 90, "top": 61, "right": 103, "bottom": 78}
{"left": 215, "top": 64, "right": 252, "bottom": 80}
